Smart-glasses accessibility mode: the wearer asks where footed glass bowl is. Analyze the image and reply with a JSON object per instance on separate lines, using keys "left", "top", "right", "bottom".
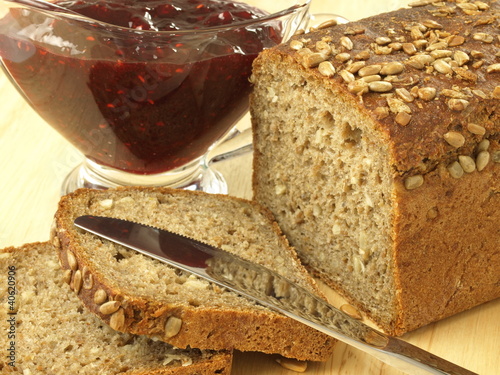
{"left": 0, "top": 0, "right": 313, "bottom": 193}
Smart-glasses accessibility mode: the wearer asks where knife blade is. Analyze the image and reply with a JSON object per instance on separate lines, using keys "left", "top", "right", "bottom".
{"left": 74, "top": 215, "right": 477, "bottom": 375}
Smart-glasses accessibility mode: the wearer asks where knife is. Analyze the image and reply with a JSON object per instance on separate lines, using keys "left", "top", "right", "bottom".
{"left": 74, "top": 215, "right": 477, "bottom": 375}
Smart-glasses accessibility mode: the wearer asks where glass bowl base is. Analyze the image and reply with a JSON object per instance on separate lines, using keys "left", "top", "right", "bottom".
{"left": 61, "top": 158, "right": 228, "bottom": 195}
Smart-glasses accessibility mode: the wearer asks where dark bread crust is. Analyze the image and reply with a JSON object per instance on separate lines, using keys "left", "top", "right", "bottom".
{"left": 251, "top": 0, "right": 499, "bottom": 335}
{"left": 53, "top": 187, "right": 336, "bottom": 361}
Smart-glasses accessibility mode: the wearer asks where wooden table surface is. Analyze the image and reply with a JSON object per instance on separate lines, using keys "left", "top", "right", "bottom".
{"left": 0, "top": 0, "right": 498, "bottom": 374}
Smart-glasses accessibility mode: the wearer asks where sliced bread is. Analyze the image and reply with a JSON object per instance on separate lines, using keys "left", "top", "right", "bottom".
{"left": 250, "top": 0, "right": 500, "bottom": 336}
{"left": 52, "top": 187, "right": 336, "bottom": 361}
{"left": 0, "top": 242, "right": 232, "bottom": 374}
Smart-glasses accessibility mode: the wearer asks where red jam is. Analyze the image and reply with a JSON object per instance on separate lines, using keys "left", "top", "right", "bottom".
{"left": 0, "top": 0, "right": 280, "bottom": 174}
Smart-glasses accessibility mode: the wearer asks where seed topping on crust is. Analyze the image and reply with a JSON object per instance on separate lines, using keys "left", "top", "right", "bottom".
{"left": 164, "top": 316, "right": 183, "bottom": 339}
{"left": 100, "top": 300, "right": 122, "bottom": 315}
{"left": 282, "top": 0, "right": 499, "bottom": 179}
{"left": 66, "top": 250, "right": 78, "bottom": 271}
{"left": 443, "top": 131, "right": 466, "bottom": 148}
{"left": 404, "top": 175, "right": 424, "bottom": 190}
{"left": 476, "top": 151, "right": 490, "bottom": 171}
{"left": 109, "top": 308, "right": 126, "bottom": 331}
{"left": 94, "top": 288, "right": 108, "bottom": 305}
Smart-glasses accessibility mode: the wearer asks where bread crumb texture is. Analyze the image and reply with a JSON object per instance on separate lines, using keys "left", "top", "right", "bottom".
{"left": 251, "top": 0, "right": 499, "bottom": 335}
{"left": 0, "top": 242, "right": 231, "bottom": 375}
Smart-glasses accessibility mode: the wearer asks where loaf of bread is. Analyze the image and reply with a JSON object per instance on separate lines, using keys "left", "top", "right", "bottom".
{"left": 0, "top": 242, "right": 232, "bottom": 374}
{"left": 251, "top": 0, "right": 499, "bottom": 336}
{"left": 52, "top": 187, "right": 336, "bottom": 361}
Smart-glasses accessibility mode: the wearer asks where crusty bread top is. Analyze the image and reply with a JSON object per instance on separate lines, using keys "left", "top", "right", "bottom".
{"left": 253, "top": 0, "right": 499, "bottom": 175}
{"left": 53, "top": 187, "right": 336, "bottom": 361}
{"left": 0, "top": 242, "right": 231, "bottom": 375}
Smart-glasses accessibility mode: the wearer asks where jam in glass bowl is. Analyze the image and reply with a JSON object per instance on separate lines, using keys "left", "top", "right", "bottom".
{"left": 0, "top": 0, "right": 312, "bottom": 193}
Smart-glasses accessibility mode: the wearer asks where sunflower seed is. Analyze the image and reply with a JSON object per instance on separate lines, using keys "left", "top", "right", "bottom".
{"left": 302, "top": 52, "right": 326, "bottom": 68}
{"left": 358, "top": 65, "right": 382, "bottom": 77}
{"left": 477, "top": 139, "right": 490, "bottom": 152}
{"left": 430, "top": 49, "right": 452, "bottom": 59}
{"left": 476, "top": 151, "right": 490, "bottom": 171}
{"left": 82, "top": 266, "right": 93, "bottom": 290}
{"left": 433, "top": 59, "right": 453, "bottom": 74}
{"left": 340, "top": 36, "right": 354, "bottom": 50}
{"left": 317, "top": 19, "right": 338, "bottom": 29}
{"left": 467, "top": 123, "right": 486, "bottom": 135}
{"left": 486, "top": 64, "right": 500, "bottom": 73}
{"left": 72, "top": 270, "right": 82, "bottom": 294}
{"left": 339, "top": 70, "right": 355, "bottom": 83}
{"left": 110, "top": 308, "right": 125, "bottom": 331}
{"left": 346, "top": 61, "right": 366, "bottom": 74}
{"left": 418, "top": 87, "right": 437, "bottom": 101}
{"left": 453, "top": 51, "right": 470, "bottom": 66}
{"left": 443, "top": 131, "right": 465, "bottom": 148}
{"left": 387, "top": 96, "right": 412, "bottom": 114}
{"left": 447, "top": 35, "right": 465, "bottom": 47}
{"left": 388, "top": 42, "right": 403, "bottom": 51}
{"left": 473, "top": 33, "right": 494, "bottom": 43}
{"left": 396, "top": 88, "right": 415, "bottom": 102}
{"left": 453, "top": 67, "right": 477, "bottom": 82}
{"left": 354, "top": 50, "right": 371, "bottom": 60}
{"left": 361, "top": 74, "right": 382, "bottom": 83}
{"left": 369, "top": 81, "right": 393, "bottom": 92}
{"left": 63, "top": 270, "right": 72, "bottom": 285}
{"left": 290, "top": 40, "right": 304, "bottom": 51}
{"left": 67, "top": 251, "right": 78, "bottom": 271}
{"left": 403, "top": 43, "right": 418, "bottom": 55}
{"left": 318, "top": 61, "right": 336, "bottom": 77}
{"left": 348, "top": 80, "right": 369, "bottom": 95}
{"left": 422, "top": 19, "right": 443, "bottom": 29}
{"left": 448, "top": 162, "right": 464, "bottom": 179}
{"left": 380, "top": 62, "right": 405, "bottom": 75}
{"left": 408, "top": 0, "right": 437, "bottom": 7}
{"left": 164, "top": 316, "right": 183, "bottom": 338}
{"left": 457, "top": 2, "right": 479, "bottom": 10}
{"left": 94, "top": 289, "right": 108, "bottom": 305}
{"left": 447, "top": 99, "right": 469, "bottom": 111}
{"left": 458, "top": 156, "right": 476, "bottom": 173}
{"left": 395, "top": 112, "right": 412, "bottom": 126}
{"left": 100, "top": 300, "right": 122, "bottom": 315}
{"left": 335, "top": 52, "right": 352, "bottom": 62}
{"left": 404, "top": 175, "right": 424, "bottom": 190}
{"left": 375, "top": 36, "right": 392, "bottom": 45}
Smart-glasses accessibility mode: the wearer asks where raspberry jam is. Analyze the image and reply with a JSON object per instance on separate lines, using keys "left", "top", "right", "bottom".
{"left": 0, "top": 0, "right": 280, "bottom": 174}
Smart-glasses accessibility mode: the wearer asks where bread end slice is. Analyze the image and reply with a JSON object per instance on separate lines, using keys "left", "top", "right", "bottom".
{"left": 0, "top": 242, "right": 232, "bottom": 375}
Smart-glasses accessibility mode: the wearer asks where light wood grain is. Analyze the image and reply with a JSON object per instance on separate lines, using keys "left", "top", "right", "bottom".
{"left": 0, "top": 1, "right": 498, "bottom": 374}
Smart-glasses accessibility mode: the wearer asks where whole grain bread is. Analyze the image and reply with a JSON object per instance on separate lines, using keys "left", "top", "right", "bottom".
{"left": 251, "top": 0, "right": 500, "bottom": 336}
{"left": 0, "top": 242, "right": 231, "bottom": 375}
{"left": 52, "top": 187, "right": 336, "bottom": 361}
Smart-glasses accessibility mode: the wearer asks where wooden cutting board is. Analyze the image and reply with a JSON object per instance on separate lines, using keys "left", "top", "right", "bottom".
{"left": 0, "top": 1, "right": 498, "bottom": 374}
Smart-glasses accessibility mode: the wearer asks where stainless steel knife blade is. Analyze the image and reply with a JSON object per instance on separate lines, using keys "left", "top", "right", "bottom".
{"left": 74, "top": 215, "right": 477, "bottom": 375}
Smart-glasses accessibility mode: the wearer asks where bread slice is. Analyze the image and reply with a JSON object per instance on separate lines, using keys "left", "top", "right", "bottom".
{"left": 52, "top": 187, "right": 336, "bottom": 361}
{"left": 251, "top": 0, "right": 500, "bottom": 336}
{"left": 0, "top": 242, "right": 232, "bottom": 374}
